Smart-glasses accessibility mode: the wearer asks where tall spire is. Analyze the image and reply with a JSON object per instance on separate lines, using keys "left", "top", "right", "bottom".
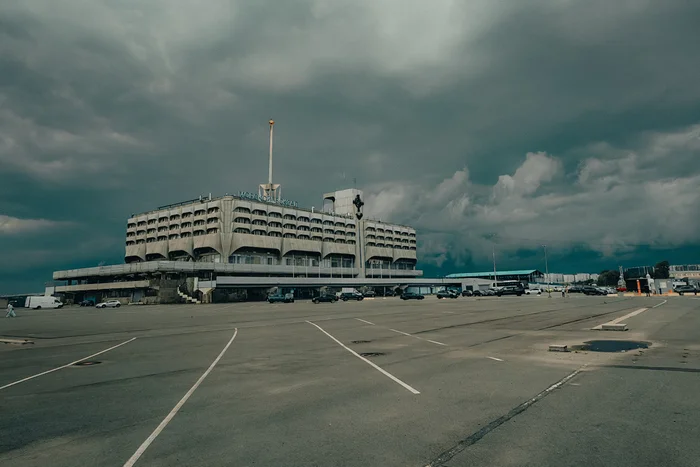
{"left": 259, "top": 119, "right": 281, "bottom": 201}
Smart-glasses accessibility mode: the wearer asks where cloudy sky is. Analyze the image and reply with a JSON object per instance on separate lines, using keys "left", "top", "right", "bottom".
{"left": 2, "top": 0, "right": 700, "bottom": 293}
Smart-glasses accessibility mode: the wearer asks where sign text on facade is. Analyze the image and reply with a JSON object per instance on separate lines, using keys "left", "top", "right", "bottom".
{"left": 237, "top": 191, "right": 299, "bottom": 208}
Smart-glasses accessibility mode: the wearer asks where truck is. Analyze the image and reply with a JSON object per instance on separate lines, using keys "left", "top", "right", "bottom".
{"left": 25, "top": 296, "right": 64, "bottom": 309}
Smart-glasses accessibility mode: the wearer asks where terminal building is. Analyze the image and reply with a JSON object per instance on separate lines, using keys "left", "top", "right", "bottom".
{"left": 51, "top": 188, "right": 423, "bottom": 304}
{"left": 49, "top": 121, "right": 431, "bottom": 304}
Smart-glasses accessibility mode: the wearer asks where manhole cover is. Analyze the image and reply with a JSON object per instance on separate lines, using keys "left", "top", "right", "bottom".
{"left": 359, "top": 352, "right": 385, "bottom": 357}
{"left": 579, "top": 340, "right": 650, "bottom": 353}
{"left": 352, "top": 340, "right": 372, "bottom": 344}
{"left": 73, "top": 361, "right": 102, "bottom": 366}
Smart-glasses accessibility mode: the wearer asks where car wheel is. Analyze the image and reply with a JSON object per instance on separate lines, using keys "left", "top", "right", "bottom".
{"left": 116, "top": 303, "right": 121, "bottom": 307}
{"left": 313, "top": 299, "right": 318, "bottom": 304}
{"left": 437, "top": 296, "right": 442, "bottom": 299}
{"left": 36, "top": 306, "right": 42, "bottom": 309}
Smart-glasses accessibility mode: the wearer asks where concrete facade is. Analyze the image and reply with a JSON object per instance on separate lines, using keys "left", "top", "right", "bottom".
{"left": 124, "top": 190, "right": 418, "bottom": 278}
{"left": 52, "top": 188, "right": 421, "bottom": 304}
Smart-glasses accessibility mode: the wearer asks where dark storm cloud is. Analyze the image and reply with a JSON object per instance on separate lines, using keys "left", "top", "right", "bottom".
{"left": 1, "top": 0, "right": 700, "bottom": 292}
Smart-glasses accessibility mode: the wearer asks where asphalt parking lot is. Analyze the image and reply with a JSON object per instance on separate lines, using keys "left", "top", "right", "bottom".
{"left": 2, "top": 295, "right": 699, "bottom": 467}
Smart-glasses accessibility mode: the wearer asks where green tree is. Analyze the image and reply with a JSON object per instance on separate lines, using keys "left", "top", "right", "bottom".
{"left": 598, "top": 269, "right": 621, "bottom": 287}
{"left": 653, "top": 260, "right": 670, "bottom": 279}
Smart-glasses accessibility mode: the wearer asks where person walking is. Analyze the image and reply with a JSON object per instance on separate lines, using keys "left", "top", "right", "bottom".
{"left": 6, "top": 302, "right": 16, "bottom": 318}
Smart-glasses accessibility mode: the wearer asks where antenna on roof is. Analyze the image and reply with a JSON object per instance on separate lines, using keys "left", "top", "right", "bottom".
{"left": 258, "top": 119, "right": 281, "bottom": 201}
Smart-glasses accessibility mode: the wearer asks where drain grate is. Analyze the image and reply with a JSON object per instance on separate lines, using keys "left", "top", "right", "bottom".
{"left": 73, "top": 361, "right": 102, "bottom": 366}
{"left": 359, "top": 352, "right": 385, "bottom": 358}
{"left": 578, "top": 340, "right": 650, "bottom": 353}
{"left": 351, "top": 340, "right": 372, "bottom": 344}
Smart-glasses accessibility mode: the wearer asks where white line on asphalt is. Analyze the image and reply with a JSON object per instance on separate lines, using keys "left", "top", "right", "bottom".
{"left": 355, "top": 318, "right": 375, "bottom": 325}
{"left": 593, "top": 307, "right": 648, "bottom": 330}
{"left": 652, "top": 300, "right": 668, "bottom": 308}
{"left": 306, "top": 321, "right": 420, "bottom": 395}
{"left": 0, "top": 337, "right": 137, "bottom": 391}
{"left": 427, "top": 340, "right": 448, "bottom": 346}
{"left": 487, "top": 356, "right": 504, "bottom": 362}
{"left": 123, "top": 329, "right": 238, "bottom": 467}
{"left": 389, "top": 328, "right": 448, "bottom": 347}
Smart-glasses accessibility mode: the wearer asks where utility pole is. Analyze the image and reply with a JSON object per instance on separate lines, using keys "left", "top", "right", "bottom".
{"left": 543, "top": 244, "right": 551, "bottom": 298}
{"left": 492, "top": 245, "right": 498, "bottom": 289}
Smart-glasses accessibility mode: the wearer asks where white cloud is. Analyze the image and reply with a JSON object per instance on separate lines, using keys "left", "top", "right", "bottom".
{"left": 0, "top": 215, "right": 70, "bottom": 235}
{"left": 365, "top": 125, "right": 700, "bottom": 267}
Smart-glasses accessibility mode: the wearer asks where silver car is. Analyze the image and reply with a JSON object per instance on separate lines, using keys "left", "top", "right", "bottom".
{"left": 96, "top": 300, "right": 121, "bottom": 308}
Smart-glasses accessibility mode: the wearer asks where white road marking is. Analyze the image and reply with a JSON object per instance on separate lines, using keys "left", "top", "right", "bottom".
{"left": 593, "top": 307, "right": 648, "bottom": 330}
{"left": 389, "top": 328, "right": 448, "bottom": 347}
{"left": 652, "top": 300, "right": 668, "bottom": 308}
{"left": 0, "top": 337, "right": 137, "bottom": 391}
{"left": 123, "top": 329, "right": 238, "bottom": 467}
{"left": 306, "top": 321, "right": 420, "bottom": 395}
{"left": 487, "top": 356, "right": 504, "bottom": 362}
{"left": 427, "top": 340, "right": 448, "bottom": 346}
{"left": 355, "top": 318, "right": 375, "bottom": 325}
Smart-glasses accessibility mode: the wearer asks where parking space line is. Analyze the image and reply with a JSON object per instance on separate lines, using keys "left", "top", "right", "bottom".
{"left": 0, "top": 337, "right": 137, "bottom": 391}
{"left": 487, "top": 356, "right": 504, "bottom": 362}
{"left": 306, "top": 321, "right": 420, "bottom": 395}
{"left": 592, "top": 307, "right": 648, "bottom": 330}
{"left": 427, "top": 340, "right": 448, "bottom": 346}
{"left": 355, "top": 318, "right": 375, "bottom": 325}
{"left": 389, "top": 328, "right": 448, "bottom": 347}
{"left": 123, "top": 328, "right": 238, "bottom": 467}
{"left": 652, "top": 300, "right": 668, "bottom": 308}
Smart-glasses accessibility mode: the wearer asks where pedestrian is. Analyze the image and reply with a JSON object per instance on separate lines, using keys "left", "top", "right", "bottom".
{"left": 561, "top": 288, "right": 566, "bottom": 298}
{"left": 6, "top": 302, "right": 16, "bottom": 318}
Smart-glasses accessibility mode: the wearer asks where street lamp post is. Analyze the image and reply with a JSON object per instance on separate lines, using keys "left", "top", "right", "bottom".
{"left": 492, "top": 245, "right": 498, "bottom": 289}
{"left": 543, "top": 244, "right": 551, "bottom": 298}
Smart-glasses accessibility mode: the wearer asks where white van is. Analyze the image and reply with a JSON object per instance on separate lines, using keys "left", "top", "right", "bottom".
{"left": 25, "top": 296, "right": 64, "bottom": 309}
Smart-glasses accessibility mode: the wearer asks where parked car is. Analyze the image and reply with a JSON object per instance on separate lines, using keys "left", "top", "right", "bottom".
{"left": 340, "top": 292, "right": 364, "bottom": 301}
{"left": 312, "top": 294, "right": 338, "bottom": 304}
{"left": 400, "top": 292, "right": 425, "bottom": 300}
{"left": 582, "top": 286, "right": 607, "bottom": 296}
{"left": 268, "top": 292, "right": 294, "bottom": 303}
{"left": 483, "top": 289, "right": 497, "bottom": 296}
{"left": 362, "top": 290, "right": 377, "bottom": 298}
{"left": 96, "top": 300, "right": 121, "bottom": 308}
{"left": 436, "top": 289, "right": 459, "bottom": 299}
{"left": 524, "top": 289, "right": 541, "bottom": 295}
{"left": 568, "top": 286, "right": 584, "bottom": 294}
{"left": 79, "top": 299, "right": 95, "bottom": 307}
{"left": 675, "top": 285, "right": 698, "bottom": 296}
{"left": 461, "top": 289, "right": 473, "bottom": 297}
{"left": 496, "top": 285, "right": 525, "bottom": 297}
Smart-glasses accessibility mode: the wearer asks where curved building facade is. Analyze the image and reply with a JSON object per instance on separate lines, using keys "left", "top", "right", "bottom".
{"left": 124, "top": 189, "right": 418, "bottom": 278}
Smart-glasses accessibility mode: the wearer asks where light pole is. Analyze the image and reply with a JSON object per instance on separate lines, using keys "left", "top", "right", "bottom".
{"left": 543, "top": 244, "right": 551, "bottom": 298}
{"left": 492, "top": 245, "right": 498, "bottom": 289}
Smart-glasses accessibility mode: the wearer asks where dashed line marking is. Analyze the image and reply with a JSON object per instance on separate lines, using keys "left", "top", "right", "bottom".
{"left": 355, "top": 318, "right": 375, "bottom": 325}
{"left": 487, "top": 356, "right": 504, "bottom": 362}
{"left": 389, "top": 328, "right": 448, "bottom": 347}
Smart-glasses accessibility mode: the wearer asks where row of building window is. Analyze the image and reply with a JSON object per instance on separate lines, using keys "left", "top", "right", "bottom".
{"left": 129, "top": 208, "right": 220, "bottom": 228}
